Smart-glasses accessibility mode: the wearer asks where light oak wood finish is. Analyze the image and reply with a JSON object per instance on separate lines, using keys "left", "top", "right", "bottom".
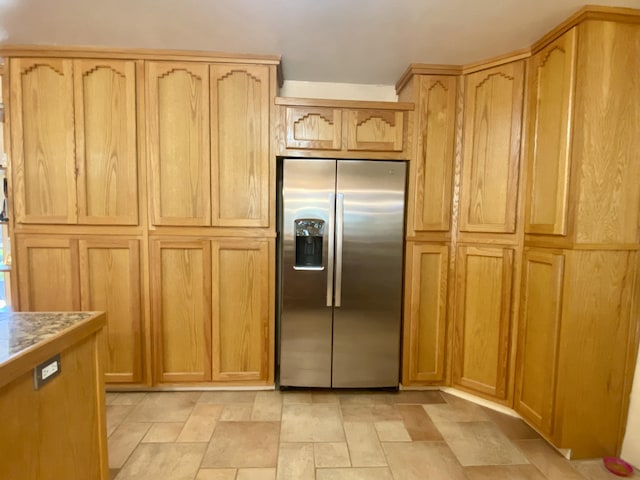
{"left": 74, "top": 59, "right": 138, "bottom": 225}
{"left": 16, "top": 235, "right": 80, "bottom": 310}
{"left": 453, "top": 245, "right": 514, "bottom": 402}
{"left": 211, "top": 238, "right": 271, "bottom": 382}
{"left": 404, "top": 75, "right": 457, "bottom": 234}
{"left": 210, "top": 64, "right": 270, "bottom": 227}
{"left": 10, "top": 58, "right": 76, "bottom": 224}
{"left": 459, "top": 62, "right": 524, "bottom": 234}
{"left": 402, "top": 243, "right": 449, "bottom": 384}
{"left": 525, "top": 29, "right": 576, "bottom": 236}
{"left": 146, "top": 61, "right": 211, "bottom": 226}
{"left": 285, "top": 106, "right": 342, "bottom": 150}
{"left": 0, "top": 313, "right": 108, "bottom": 480}
{"left": 346, "top": 109, "right": 404, "bottom": 152}
{"left": 79, "top": 238, "right": 143, "bottom": 383}
{"left": 515, "top": 249, "right": 564, "bottom": 435}
{"left": 151, "top": 239, "right": 212, "bottom": 382}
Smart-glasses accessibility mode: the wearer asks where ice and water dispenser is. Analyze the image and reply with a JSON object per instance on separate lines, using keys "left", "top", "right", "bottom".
{"left": 294, "top": 219, "right": 325, "bottom": 270}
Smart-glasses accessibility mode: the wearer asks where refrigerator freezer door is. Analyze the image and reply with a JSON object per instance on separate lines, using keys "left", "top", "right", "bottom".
{"left": 332, "top": 160, "right": 406, "bottom": 387}
{"left": 280, "top": 159, "right": 337, "bottom": 387}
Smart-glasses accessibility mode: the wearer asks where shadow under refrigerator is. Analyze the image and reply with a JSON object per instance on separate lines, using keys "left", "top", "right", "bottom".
{"left": 279, "top": 158, "right": 407, "bottom": 388}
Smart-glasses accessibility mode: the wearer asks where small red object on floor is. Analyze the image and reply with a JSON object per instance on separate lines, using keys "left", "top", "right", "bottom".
{"left": 603, "top": 457, "right": 634, "bottom": 477}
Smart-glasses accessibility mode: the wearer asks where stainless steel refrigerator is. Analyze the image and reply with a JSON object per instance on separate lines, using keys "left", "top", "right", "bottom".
{"left": 279, "top": 158, "right": 406, "bottom": 388}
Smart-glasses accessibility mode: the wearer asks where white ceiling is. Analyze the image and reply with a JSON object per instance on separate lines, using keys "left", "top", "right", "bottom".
{"left": 0, "top": 0, "right": 638, "bottom": 85}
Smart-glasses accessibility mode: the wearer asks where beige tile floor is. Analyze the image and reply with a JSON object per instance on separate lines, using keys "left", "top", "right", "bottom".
{"left": 106, "top": 389, "right": 636, "bottom": 480}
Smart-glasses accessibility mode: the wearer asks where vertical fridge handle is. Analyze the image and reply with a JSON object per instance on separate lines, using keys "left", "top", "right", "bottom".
{"left": 326, "top": 193, "right": 335, "bottom": 307}
{"left": 335, "top": 193, "right": 344, "bottom": 307}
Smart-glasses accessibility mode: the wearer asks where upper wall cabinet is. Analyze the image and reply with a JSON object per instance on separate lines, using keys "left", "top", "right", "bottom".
{"left": 275, "top": 98, "right": 413, "bottom": 160}
{"left": 525, "top": 29, "right": 577, "bottom": 236}
{"left": 459, "top": 62, "right": 524, "bottom": 234}
{"left": 147, "top": 62, "right": 272, "bottom": 228}
{"left": 526, "top": 22, "right": 640, "bottom": 245}
{"left": 10, "top": 58, "right": 139, "bottom": 225}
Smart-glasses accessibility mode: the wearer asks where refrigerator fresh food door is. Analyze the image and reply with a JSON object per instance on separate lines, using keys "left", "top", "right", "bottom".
{"left": 332, "top": 160, "right": 406, "bottom": 387}
{"left": 280, "top": 158, "right": 337, "bottom": 387}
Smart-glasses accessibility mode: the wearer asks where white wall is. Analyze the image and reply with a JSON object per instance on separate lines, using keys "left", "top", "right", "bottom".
{"left": 280, "top": 80, "right": 397, "bottom": 102}
{"left": 622, "top": 354, "right": 640, "bottom": 466}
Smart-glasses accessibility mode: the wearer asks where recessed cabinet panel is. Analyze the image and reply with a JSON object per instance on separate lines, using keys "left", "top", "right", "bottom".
{"left": 79, "top": 239, "right": 143, "bottom": 383}
{"left": 285, "top": 106, "right": 342, "bottom": 150}
{"left": 413, "top": 76, "right": 457, "bottom": 232}
{"left": 453, "top": 245, "right": 513, "bottom": 399}
{"left": 74, "top": 60, "right": 139, "bottom": 225}
{"left": 403, "top": 243, "right": 448, "bottom": 383}
{"left": 16, "top": 237, "right": 80, "bottom": 311}
{"left": 11, "top": 59, "right": 76, "bottom": 224}
{"left": 460, "top": 62, "right": 524, "bottom": 233}
{"left": 211, "top": 65, "right": 270, "bottom": 227}
{"left": 212, "top": 239, "right": 270, "bottom": 381}
{"left": 147, "top": 62, "right": 211, "bottom": 226}
{"left": 346, "top": 109, "right": 404, "bottom": 152}
{"left": 515, "top": 250, "right": 564, "bottom": 434}
{"left": 152, "top": 241, "right": 212, "bottom": 382}
{"left": 526, "top": 29, "right": 576, "bottom": 236}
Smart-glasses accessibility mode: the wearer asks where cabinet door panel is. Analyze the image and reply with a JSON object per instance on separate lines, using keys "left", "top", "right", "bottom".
{"left": 526, "top": 29, "right": 576, "bottom": 235}
{"left": 285, "top": 106, "right": 342, "bottom": 150}
{"left": 413, "top": 76, "right": 457, "bottom": 232}
{"left": 79, "top": 239, "right": 142, "bottom": 383}
{"left": 453, "top": 245, "right": 513, "bottom": 399}
{"left": 152, "top": 240, "right": 211, "bottom": 382}
{"left": 212, "top": 239, "right": 271, "bottom": 381}
{"left": 403, "top": 243, "right": 448, "bottom": 383}
{"left": 16, "top": 236, "right": 80, "bottom": 311}
{"left": 10, "top": 59, "right": 76, "bottom": 224}
{"left": 75, "top": 60, "right": 138, "bottom": 225}
{"left": 211, "top": 65, "right": 270, "bottom": 227}
{"left": 147, "top": 62, "right": 210, "bottom": 226}
{"left": 460, "top": 62, "right": 524, "bottom": 233}
{"left": 346, "top": 109, "right": 404, "bottom": 152}
{"left": 515, "top": 250, "right": 564, "bottom": 434}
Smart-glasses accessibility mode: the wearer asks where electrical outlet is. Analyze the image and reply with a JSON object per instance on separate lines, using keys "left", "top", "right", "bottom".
{"left": 34, "top": 354, "right": 61, "bottom": 390}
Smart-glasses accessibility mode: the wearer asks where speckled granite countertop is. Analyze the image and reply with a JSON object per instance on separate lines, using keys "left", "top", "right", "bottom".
{"left": 0, "top": 311, "right": 104, "bottom": 366}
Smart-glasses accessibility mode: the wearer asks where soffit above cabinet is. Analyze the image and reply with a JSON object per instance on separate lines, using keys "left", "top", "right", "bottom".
{"left": 0, "top": 0, "right": 639, "bottom": 85}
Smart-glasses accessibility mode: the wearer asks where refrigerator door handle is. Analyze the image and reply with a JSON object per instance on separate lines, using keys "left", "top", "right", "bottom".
{"left": 335, "top": 193, "right": 344, "bottom": 307}
{"left": 326, "top": 193, "right": 336, "bottom": 307}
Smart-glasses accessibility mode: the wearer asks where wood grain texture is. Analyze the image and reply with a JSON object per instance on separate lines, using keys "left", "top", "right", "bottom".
{"left": 459, "top": 61, "right": 524, "bottom": 234}
{"left": 146, "top": 62, "right": 210, "bottom": 226}
{"left": 16, "top": 235, "right": 80, "bottom": 311}
{"left": 151, "top": 240, "right": 212, "bottom": 382}
{"left": 453, "top": 245, "right": 514, "bottom": 400}
{"left": 211, "top": 238, "right": 270, "bottom": 381}
{"left": 402, "top": 242, "right": 448, "bottom": 384}
{"left": 10, "top": 58, "right": 77, "bottom": 224}
{"left": 555, "top": 250, "right": 638, "bottom": 458}
{"left": 74, "top": 59, "right": 138, "bottom": 225}
{"left": 210, "top": 64, "right": 269, "bottom": 227}
{"left": 79, "top": 238, "right": 142, "bottom": 383}
{"left": 285, "top": 106, "right": 342, "bottom": 150}
{"left": 346, "top": 109, "right": 404, "bottom": 152}
{"left": 572, "top": 21, "right": 640, "bottom": 244}
{"left": 0, "top": 333, "right": 108, "bottom": 480}
{"left": 514, "top": 249, "right": 564, "bottom": 435}
{"left": 412, "top": 76, "right": 457, "bottom": 232}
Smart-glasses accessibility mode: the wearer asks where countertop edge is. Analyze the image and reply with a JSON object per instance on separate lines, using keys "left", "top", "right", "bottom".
{"left": 0, "top": 312, "right": 106, "bottom": 390}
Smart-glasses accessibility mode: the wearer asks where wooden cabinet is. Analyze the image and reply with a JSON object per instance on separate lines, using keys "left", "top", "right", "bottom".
{"left": 453, "top": 245, "right": 514, "bottom": 402}
{"left": 526, "top": 22, "right": 640, "bottom": 245}
{"left": 409, "top": 76, "right": 457, "bottom": 233}
{"left": 16, "top": 235, "right": 144, "bottom": 383}
{"left": 402, "top": 243, "right": 449, "bottom": 384}
{"left": 10, "top": 58, "right": 138, "bottom": 225}
{"left": 275, "top": 98, "right": 413, "bottom": 160}
{"left": 152, "top": 237, "right": 273, "bottom": 384}
{"left": 525, "top": 29, "right": 576, "bottom": 236}
{"left": 147, "top": 62, "right": 271, "bottom": 227}
{"left": 515, "top": 249, "right": 564, "bottom": 434}
{"left": 459, "top": 62, "right": 524, "bottom": 234}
